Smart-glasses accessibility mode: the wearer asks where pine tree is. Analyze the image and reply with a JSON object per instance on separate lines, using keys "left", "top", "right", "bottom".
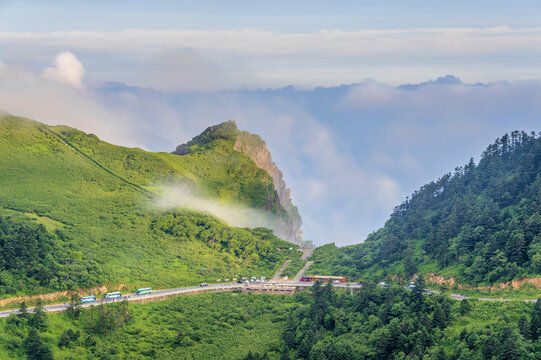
{"left": 530, "top": 299, "right": 541, "bottom": 339}
{"left": 24, "top": 329, "right": 53, "bottom": 360}
{"left": 18, "top": 301, "right": 29, "bottom": 319}
{"left": 518, "top": 315, "right": 530, "bottom": 339}
{"left": 29, "top": 299, "right": 47, "bottom": 331}
{"left": 58, "top": 330, "right": 71, "bottom": 348}
{"left": 482, "top": 335, "right": 499, "bottom": 360}
{"left": 499, "top": 326, "right": 524, "bottom": 360}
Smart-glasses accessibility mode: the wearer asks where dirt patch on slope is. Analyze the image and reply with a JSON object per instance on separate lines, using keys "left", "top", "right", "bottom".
{"left": 424, "top": 273, "right": 541, "bottom": 291}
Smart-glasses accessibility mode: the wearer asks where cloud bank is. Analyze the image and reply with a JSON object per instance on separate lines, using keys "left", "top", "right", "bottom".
{"left": 1, "top": 27, "right": 541, "bottom": 89}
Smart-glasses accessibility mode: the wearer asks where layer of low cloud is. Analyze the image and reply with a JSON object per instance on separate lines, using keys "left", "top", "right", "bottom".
{"left": 1, "top": 27, "right": 541, "bottom": 89}
{"left": 2, "top": 27, "right": 541, "bottom": 56}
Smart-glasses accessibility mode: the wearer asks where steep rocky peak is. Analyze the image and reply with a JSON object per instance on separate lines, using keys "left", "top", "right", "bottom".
{"left": 173, "top": 121, "right": 303, "bottom": 244}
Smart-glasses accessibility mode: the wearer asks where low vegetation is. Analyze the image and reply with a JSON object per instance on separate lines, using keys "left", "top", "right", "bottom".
{"left": 280, "top": 258, "right": 307, "bottom": 279}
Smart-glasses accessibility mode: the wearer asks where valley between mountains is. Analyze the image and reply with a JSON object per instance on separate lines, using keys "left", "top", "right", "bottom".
{"left": 0, "top": 114, "right": 540, "bottom": 359}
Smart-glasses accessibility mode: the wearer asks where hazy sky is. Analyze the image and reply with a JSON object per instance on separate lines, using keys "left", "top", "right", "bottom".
{"left": 2, "top": 1, "right": 541, "bottom": 89}
{"left": 0, "top": 1, "right": 540, "bottom": 245}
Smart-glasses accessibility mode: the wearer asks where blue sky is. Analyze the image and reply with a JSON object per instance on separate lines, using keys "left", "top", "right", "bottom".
{"left": 2, "top": 1, "right": 541, "bottom": 88}
{"left": 0, "top": 1, "right": 540, "bottom": 245}
{"left": 2, "top": 1, "right": 541, "bottom": 32}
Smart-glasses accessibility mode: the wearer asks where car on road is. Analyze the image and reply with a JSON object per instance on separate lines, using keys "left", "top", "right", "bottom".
{"left": 200, "top": 283, "right": 208, "bottom": 287}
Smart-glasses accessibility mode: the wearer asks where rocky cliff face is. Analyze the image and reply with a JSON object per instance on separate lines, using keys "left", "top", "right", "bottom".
{"left": 173, "top": 121, "right": 303, "bottom": 244}
{"left": 233, "top": 130, "right": 303, "bottom": 245}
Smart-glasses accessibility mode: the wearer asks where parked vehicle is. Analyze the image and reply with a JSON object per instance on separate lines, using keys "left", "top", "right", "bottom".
{"left": 136, "top": 287, "right": 152, "bottom": 295}
{"left": 80, "top": 295, "right": 96, "bottom": 303}
{"left": 105, "top": 292, "right": 122, "bottom": 299}
{"left": 200, "top": 283, "right": 208, "bottom": 287}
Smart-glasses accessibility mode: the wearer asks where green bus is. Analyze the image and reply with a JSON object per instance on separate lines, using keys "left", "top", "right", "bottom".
{"left": 136, "top": 287, "right": 152, "bottom": 295}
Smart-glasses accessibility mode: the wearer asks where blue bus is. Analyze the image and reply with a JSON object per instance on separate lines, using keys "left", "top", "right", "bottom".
{"left": 80, "top": 295, "right": 96, "bottom": 303}
{"left": 136, "top": 287, "right": 152, "bottom": 295}
{"left": 105, "top": 292, "right": 122, "bottom": 299}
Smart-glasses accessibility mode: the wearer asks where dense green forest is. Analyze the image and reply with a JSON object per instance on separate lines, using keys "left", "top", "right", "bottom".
{"left": 0, "top": 214, "right": 99, "bottom": 296}
{"left": 0, "top": 115, "right": 299, "bottom": 297}
{"left": 274, "top": 281, "right": 541, "bottom": 360}
{"left": 1, "top": 285, "right": 539, "bottom": 359}
{"left": 309, "top": 131, "right": 541, "bottom": 285}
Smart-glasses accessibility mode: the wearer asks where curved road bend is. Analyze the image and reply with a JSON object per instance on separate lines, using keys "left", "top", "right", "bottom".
{"left": 0, "top": 282, "right": 362, "bottom": 318}
{"left": 1, "top": 282, "right": 537, "bottom": 318}
{"left": 0, "top": 282, "right": 242, "bottom": 318}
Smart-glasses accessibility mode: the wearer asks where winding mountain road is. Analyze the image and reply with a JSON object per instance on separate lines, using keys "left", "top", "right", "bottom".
{"left": 0, "top": 281, "right": 358, "bottom": 318}
{"left": 1, "top": 281, "right": 538, "bottom": 318}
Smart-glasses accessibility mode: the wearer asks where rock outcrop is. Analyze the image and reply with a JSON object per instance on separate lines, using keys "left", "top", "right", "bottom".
{"left": 233, "top": 130, "right": 303, "bottom": 245}
{"left": 173, "top": 121, "right": 303, "bottom": 244}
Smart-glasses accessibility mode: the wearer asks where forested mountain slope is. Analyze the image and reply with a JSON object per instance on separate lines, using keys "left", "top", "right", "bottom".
{"left": 0, "top": 115, "right": 299, "bottom": 297}
{"left": 310, "top": 131, "right": 541, "bottom": 285}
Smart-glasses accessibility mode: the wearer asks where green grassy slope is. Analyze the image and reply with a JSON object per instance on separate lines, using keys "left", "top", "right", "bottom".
{"left": 0, "top": 115, "right": 299, "bottom": 297}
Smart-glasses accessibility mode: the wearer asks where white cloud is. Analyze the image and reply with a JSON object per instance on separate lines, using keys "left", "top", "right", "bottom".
{"left": 2, "top": 27, "right": 541, "bottom": 57}
{"left": 1, "top": 27, "right": 541, "bottom": 89}
{"left": 0, "top": 54, "right": 140, "bottom": 147}
{"left": 42, "top": 51, "right": 85, "bottom": 89}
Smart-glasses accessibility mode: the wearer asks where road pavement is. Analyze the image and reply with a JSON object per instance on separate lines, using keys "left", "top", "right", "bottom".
{"left": 0, "top": 282, "right": 243, "bottom": 318}
{"left": 294, "top": 261, "right": 314, "bottom": 281}
{"left": 1, "top": 281, "right": 536, "bottom": 318}
{"left": 272, "top": 259, "right": 292, "bottom": 281}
